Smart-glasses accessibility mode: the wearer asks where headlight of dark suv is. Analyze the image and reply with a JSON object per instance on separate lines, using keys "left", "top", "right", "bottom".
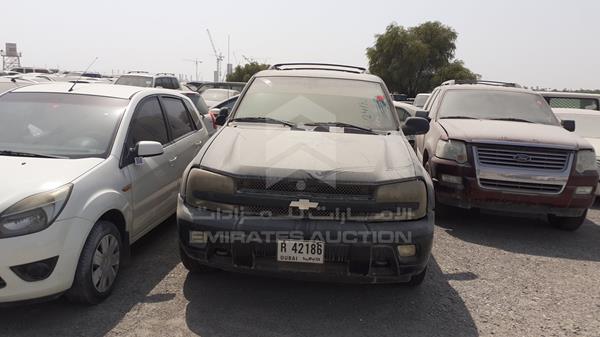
{"left": 0, "top": 184, "right": 72, "bottom": 239}
{"left": 371, "top": 179, "right": 428, "bottom": 221}
{"left": 184, "top": 168, "right": 235, "bottom": 209}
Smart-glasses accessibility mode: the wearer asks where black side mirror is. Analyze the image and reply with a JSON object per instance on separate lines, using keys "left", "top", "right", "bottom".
{"left": 562, "top": 120, "right": 575, "bottom": 132}
{"left": 215, "top": 107, "right": 230, "bottom": 126}
{"left": 402, "top": 117, "right": 430, "bottom": 136}
{"left": 415, "top": 110, "right": 430, "bottom": 121}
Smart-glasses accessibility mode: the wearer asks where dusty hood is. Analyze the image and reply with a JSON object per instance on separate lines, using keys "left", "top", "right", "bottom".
{"left": 0, "top": 157, "right": 103, "bottom": 213}
{"left": 201, "top": 125, "right": 417, "bottom": 183}
{"left": 439, "top": 119, "right": 592, "bottom": 150}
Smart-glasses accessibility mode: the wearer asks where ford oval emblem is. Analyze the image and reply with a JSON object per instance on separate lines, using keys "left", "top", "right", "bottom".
{"left": 513, "top": 154, "right": 531, "bottom": 162}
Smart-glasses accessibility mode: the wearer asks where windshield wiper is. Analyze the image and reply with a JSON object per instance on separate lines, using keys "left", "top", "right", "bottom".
{"left": 489, "top": 118, "right": 533, "bottom": 123}
{"left": 0, "top": 150, "right": 68, "bottom": 159}
{"left": 304, "top": 122, "right": 377, "bottom": 134}
{"left": 439, "top": 116, "right": 479, "bottom": 120}
{"left": 229, "top": 117, "right": 295, "bottom": 127}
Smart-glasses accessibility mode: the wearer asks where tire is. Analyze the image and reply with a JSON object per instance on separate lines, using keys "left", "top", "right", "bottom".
{"left": 179, "top": 246, "right": 217, "bottom": 273}
{"left": 66, "top": 221, "right": 122, "bottom": 305}
{"left": 548, "top": 210, "right": 587, "bottom": 232}
{"left": 404, "top": 267, "right": 427, "bottom": 286}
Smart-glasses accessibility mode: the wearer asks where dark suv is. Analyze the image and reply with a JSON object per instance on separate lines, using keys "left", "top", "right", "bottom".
{"left": 178, "top": 63, "right": 433, "bottom": 284}
{"left": 416, "top": 80, "right": 598, "bottom": 231}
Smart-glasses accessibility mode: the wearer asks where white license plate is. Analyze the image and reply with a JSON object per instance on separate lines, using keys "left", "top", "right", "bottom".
{"left": 277, "top": 240, "right": 324, "bottom": 264}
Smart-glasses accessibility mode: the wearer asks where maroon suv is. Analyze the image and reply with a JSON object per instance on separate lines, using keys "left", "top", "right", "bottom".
{"left": 416, "top": 80, "right": 598, "bottom": 231}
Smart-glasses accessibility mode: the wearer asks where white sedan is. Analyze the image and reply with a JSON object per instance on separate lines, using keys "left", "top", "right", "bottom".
{"left": 0, "top": 83, "right": 209, "bottom": 304}
{"left": 554, "top": 108, "right": 600, "bottom": 195}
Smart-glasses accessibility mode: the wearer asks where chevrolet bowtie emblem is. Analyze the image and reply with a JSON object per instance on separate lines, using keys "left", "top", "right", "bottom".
{"left": 289, "top": 199, "right": 319, "bottom": 211}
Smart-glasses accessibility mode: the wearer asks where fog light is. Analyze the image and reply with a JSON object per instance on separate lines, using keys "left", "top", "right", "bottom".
{"left": 397, "top": 244, "right": 416, "bottom": 257}
{"left": 575, "top": 186, "right": 594, "bottom": 195}
{"left": 441, "top": 174, "right": 462, "bottom": 185}
{"left": 10, "top": 256, "right": 58, "bottom": 282}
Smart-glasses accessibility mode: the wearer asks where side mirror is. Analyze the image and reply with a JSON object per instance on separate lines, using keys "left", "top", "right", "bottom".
{"left": 561, "top": 120, "right": 575, "bottom": 132}
{"left": 134, "top": 141, "right": 163, "bottom": 157}
{"left": 215, "top": 107, "right": 230, "bottom": 126}
{"left": 402, "top": 117, "right": 430, "bottom": 136}
{"left": 415, "top": 110, "right": 430, "bottom": 121}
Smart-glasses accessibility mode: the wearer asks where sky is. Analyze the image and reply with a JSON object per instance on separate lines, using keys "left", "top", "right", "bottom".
{"left": 2, "top": 0, "right": 599, "bottom": 89}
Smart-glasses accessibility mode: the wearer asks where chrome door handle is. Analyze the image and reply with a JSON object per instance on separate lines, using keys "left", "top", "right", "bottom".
{"left": 194, "top": 141, "right": 203, "bottom": 146}
{"left": 169, "top": 156, "right": 178, "bottom": 163}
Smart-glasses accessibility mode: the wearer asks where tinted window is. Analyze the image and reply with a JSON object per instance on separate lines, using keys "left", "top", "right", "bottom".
{"left": 162, "top": 97, "right": 195, "bottom": 139}
{"left": 170, "top": 78, "right": 180, "bottom": 89}
{"left": 154, "top": 77, "right": 166, "bottom": 88}
{"left": 395, "top": 107, "right": 411, "bottom": 122}
{"left": 130, "top": 97, "right": 169, "bottom": 145}
{"left": 115, "top": 75, "right": 153, "bottom": 87}
{"left": 546, "top": 97, "right": 599, "bottom": 111}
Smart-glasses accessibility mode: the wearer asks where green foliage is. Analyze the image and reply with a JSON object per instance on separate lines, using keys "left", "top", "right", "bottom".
{"left": 367, "top": 21, "right": 478, "bottom": 96}
{"left": 226, "top": 62, "right": 270, "bottom": 82}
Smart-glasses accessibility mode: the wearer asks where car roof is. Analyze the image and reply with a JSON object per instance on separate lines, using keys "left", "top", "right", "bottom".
{"left": 10, "top": 82, "right": 145, "bottom": 99}
{"left": 254, "top": 69, "right": 384, "bottom": 82}
{"left": 438, "top": 84, "right": 535, "bottom": 94}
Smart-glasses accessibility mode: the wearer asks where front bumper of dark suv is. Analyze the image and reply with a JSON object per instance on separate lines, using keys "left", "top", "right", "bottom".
{"left": 177, "top": 197, "right": 434, "bottom": 283}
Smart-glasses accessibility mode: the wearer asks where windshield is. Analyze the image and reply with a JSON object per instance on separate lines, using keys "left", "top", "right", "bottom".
{"left": 201, "top": 89, "right": 238, "bottom": 102}
{"left": 115, "top": 75, "right": 153, "bottom": 87}
{"left": 438, "top": 90, "right": 559, "bottom": 125}
{"left": 233, "top": 77, "right": 397, "bottom": 130}
{"left": 0, "top": 92, "right": 128, "bottom": 158}
{"left": 556, "top": 114, "right": 600, "bottom": 138}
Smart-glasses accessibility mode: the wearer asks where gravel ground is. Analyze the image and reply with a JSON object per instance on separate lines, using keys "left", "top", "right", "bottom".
{"left": 1, "top": 206, "right": 600, "bottom": 337}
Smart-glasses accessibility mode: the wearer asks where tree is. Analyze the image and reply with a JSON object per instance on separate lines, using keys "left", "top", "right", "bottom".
{"left": 226, "top": 62, "right": 270, "bottom": 82}
{"left": 366, "top": 21, "right": 478, "bottom": 96}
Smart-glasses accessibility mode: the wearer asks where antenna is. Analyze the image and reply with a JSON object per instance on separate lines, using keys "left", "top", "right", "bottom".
{"left": 68, "top": 57, "right": 98, "bottom": 92}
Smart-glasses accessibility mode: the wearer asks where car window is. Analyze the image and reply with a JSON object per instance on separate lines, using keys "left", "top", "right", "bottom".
{"left": 170, "top": 78, "right": 180, "bottom": 89}
{"left": 115, "top": 75, "right": 153, "bottom": 87}
{"left": 438, "top": 90, "right": 559, "bottom": 125}
{"left": 545, "top": 97, "right": 599, "bottom": 111}
{"left": 234, "top": 77, "right": 397, "bottom": 131}
{"left": 162, "top": 97, "right": 195, "bottom": 139}
{"left": 0, "top": 92, "right": 128, "bottom": 158}
{"left": 154, "top": 77, "right": 166, "bottom": 88}
{"left": 218, "top": 97, "right": 237, "bottom": 110}
{"left": 130, "top": 97, "right": 169, "bottom": 145}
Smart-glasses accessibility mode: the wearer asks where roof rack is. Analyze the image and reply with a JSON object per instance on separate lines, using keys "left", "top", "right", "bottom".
{"left": 156, "top": 72, "right": 175, "bottom": 76}
{"left": 441, "top": 79, "right": 522, "bottom": 88}
{"left": 269, "top": 63, "right": 367, "bottom": 74}
{"left": 127, "top": 70, "right": 149, "bottom": 74}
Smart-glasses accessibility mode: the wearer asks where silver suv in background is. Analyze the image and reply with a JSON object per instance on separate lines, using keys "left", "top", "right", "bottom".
{"left": 115, "top": 72, "right": 181, "bottom": 90}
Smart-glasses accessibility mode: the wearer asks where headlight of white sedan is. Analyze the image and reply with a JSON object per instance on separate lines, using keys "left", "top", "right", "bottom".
{"left": 0, "top": 184, "right": 72, "bottom": 239}
{"left": 435, "top": 140, "right": 468, "bottom": 164}
{"left": 575, "top": 150, "right": 597, "bottom": 173}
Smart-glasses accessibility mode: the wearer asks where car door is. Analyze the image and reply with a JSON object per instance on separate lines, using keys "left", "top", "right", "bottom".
{"left": 159, "top": 95, "right": 207, "bottom": 181}
{"left": 124, "top": 96, "right": 179, "bottom": 237}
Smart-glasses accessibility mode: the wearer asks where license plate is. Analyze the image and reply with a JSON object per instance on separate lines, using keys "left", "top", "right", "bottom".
{"left": 277, "top": 240, "right": 324, "bottom": 264}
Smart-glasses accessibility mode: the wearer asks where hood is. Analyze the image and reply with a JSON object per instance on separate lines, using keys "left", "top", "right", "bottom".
{"left": 200, "top": 125, "right": 417, "bottom": 183}
{"left": 439, "top": 119, "right": 592, "bottom": 150}
{"left": 0, "top": 157, "right": 103, "bottom": 213}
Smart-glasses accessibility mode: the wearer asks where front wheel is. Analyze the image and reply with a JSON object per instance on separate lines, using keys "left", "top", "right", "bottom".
{"left": 66, "top": 221, "right": 122, "bottom": 305}
{"left": 548, "top": 210, "right": 587, "bottom": 232}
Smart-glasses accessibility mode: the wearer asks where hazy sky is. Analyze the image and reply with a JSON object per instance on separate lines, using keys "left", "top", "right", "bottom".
{"left": 3, "top": 0, "right": 599, "bottom": 89}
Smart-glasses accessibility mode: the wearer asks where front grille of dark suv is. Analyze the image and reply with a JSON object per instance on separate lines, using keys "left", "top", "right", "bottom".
{"left": 479, "top": 178, "right": 563, "bottom": 194}
{"left": 237, "top": 178, "right": 374, "bottom": 197}
{"left": 475, "top": 145, "right": 571, "bottom": 171}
